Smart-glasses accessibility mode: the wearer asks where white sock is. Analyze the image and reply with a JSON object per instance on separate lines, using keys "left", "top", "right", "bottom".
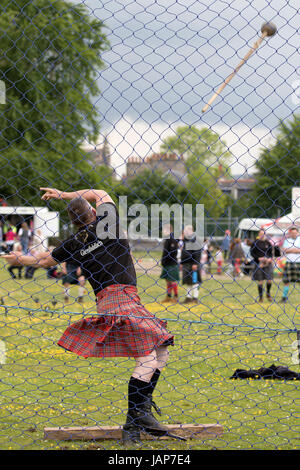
{"left": 191, "top": 285, "right": 199, "bottom": 299}
{"left": 78, "top": 286, "right": 85, "bottom": 297}
{"left": 64, "top": 287, "right": 71, "bottom": 298}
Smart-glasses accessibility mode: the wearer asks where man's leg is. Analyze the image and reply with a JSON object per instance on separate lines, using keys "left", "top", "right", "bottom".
{"left": 282, "top": 283, "right": 290, "bottom": 302}
{"left": 162, "top": 281, "right": 173, "bottom": 303}
{"left": 281, "top": 263, "right": 291, "bottom": 302}
{"left": 123, "top": 351, "right": 159, "bottom": 443}
{"left": 8, "top": 266, "right": 16, "bottom": 279}
{"left": 123, "top": 346, "right": 178, "bottom": 443}
{"left": 266, "top": 281, "right": 272, "bottom": 301}
{"left": 258, "top": 281, "right": 264, "bottom": 302}
{"left": 77, "top": 276, "right": 85, "bottom": 302}
{"left": 190, "top": 284, "right": 199, "bottom": 302}
{"left": 171, "top": 282, "right": 178, "bottom": 302}
{"left": 63, "top": 282, "right": 71, "bottom": 303}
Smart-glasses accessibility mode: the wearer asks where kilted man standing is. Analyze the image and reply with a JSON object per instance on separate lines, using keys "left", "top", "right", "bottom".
{"left": 180, "top": 225, "right": 202, "bottom": 304}
{"left": 250, "top": 229, "right": 274, "bottom": 302}
{"left": 160, "top": 224, "right": 179, "bottom": 303}
{"left": 3, "top": 187, "right": 179, "bottom": 444}
{"left": 281, "top": 226, "right": 300, "bottom": 303}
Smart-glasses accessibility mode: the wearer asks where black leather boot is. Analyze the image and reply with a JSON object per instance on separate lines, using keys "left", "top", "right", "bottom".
{"left": 136, "top": 394, "right": 166, "bottom": 436}
{"left": 122, "top": 411, "right": 141, "bottom": 444}
{"left": 136, "top": 394, "right": 186, "bottom": 441}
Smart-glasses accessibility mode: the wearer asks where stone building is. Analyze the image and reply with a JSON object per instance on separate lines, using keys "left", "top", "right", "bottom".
{"left": 126, "top": 152, "right": 186, "bottom": 182}
{"left": 82, "top": 136, "right": 111, "bottom": 169}
{"left": 126, "top": 153, "right": 255, "bottom": 199}
{"left": 217, "top": 171, "right": 255, "bottom": 200}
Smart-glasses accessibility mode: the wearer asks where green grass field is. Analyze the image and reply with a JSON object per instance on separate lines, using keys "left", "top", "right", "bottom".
{"left": 0, "top": 256, "right": 299, "bottom": 450}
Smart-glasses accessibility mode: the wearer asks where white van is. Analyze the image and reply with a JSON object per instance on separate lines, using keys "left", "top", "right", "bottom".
{"left": 236, "top": 213, "right": 296, "bottom": 244}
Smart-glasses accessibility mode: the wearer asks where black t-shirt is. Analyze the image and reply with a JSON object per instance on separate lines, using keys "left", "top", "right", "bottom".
{"left": 161, "top": 236, "right": 179, "bottom": 266}
{"left": 52, "top": 203, "right": 136, "bottom": 295}
{"left": 180, "top": 236, "right": 202, "bottom": 265}
{"left": 66, "top": 262, "right": 78, "bottom": 274}
{"left": 250, "top": 239, "right": 273, "bottom": 264}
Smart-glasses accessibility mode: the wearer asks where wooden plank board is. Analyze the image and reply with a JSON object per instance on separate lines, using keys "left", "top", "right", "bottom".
{"left": 44, "top": 423, "right": 223, "bottom": 441}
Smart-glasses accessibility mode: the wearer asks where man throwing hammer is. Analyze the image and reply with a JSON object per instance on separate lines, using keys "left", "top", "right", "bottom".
{"left": 3, "top": 187, "right": 181, "bottom": 444}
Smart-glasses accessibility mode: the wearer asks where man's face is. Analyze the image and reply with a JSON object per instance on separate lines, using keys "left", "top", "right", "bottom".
{"left": 183, "top": 225, "right": 194, "bottom": 238}
{"left": 289, "top": 229, "right": 299, "bottom": 239}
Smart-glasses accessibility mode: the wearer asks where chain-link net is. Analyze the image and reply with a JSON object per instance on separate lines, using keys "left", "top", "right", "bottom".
{"left": 0, "top": 0, "right": 299, "bottom": 451}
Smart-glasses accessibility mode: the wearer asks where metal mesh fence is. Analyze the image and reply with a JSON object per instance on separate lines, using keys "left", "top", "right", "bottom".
{"left": 0, "top": 0, "right": 299, "bottom": 451}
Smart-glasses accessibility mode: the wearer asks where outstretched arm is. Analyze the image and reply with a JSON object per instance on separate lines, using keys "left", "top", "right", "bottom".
{"left": 40, "top": 188, "right": 114, "bottom": 208}
{"left": 2, "top": 251, "right": 57, "bottom": 269}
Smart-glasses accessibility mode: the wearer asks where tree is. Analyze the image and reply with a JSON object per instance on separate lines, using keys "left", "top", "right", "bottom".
{"left": 252, "top": 115, "right": 300, "bottom": 217}
{"left": 117, "top": 169, "right": 189, "bottom": 207}
{"left": 115, "top": 170, "right": 189, "bottom": 236}
{"left": 160, "top": 125, "right": 231, "bottom": 218}
{"left": 160, "top": 125, "right": 232, "bottom": 168}
{"left": 186, "top": 163, "right": 228, "bottom": 219}
{"left": 0, "top": 0, "right": 109, "bottom": 205}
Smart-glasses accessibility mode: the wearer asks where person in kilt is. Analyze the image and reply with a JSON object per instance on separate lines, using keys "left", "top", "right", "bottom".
{"left": 3, "top": 187, "right": 180, "bottom": 444}
{"left": 250, "top": 229, "right": 274, "bottom": 302}
{"left": 62, "top": 261, "right": 86, "bottom": 303}
{"left": 160, "top": 224, "right": 179, "bottom": 303}
{"left": 180, "top": 225, "right": 202, "bottom": 304}
{"left": 281, "top": 226, "right": 300, "bottom": 303}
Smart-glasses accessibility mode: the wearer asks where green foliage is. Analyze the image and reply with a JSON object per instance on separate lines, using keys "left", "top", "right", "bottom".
{"left": 186, "top": 159, "right": 228, "bottom": 218}
{"left": 0, "top": 0, "right": 109, "bottom": 205}
{"left": 160, "top": 125, "right": 232, "bottom": 167}
{"left": 252, "top": 115, "right": 300, "bottom": 217}
{"left": 116, "top": 169, "right": 189, "bottom": 207}
{"left": 159, "top": 125, "right": 231, "bottom": 218}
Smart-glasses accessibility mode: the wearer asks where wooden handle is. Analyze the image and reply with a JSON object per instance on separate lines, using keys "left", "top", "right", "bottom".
{"left": 202, "top": 31, "right": 268, "bottom": 113}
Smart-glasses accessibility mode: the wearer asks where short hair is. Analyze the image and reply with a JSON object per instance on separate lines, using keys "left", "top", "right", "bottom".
{"left": 67, "top": 197, "right": 93, "bottom": 227}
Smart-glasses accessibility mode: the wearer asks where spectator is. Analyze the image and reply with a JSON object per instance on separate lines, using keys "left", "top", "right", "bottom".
{"left": 25, "top": 229, "right": 45, "bottom": 279}
{"left": 5, "top": 226, "right": 17, "bottom": 253}
{"left": 203, "top": 239, "right": 213, "bottom": 275}
{"left": 180, "top": 225, "right": 202, "bottom": 304}
{"left": 46, "top": 245, "right": 61, "bottom": 279}
{"left": 18, "top": 222, "right": 30, "bottom": 254}
{"left": 242, "top": 238, "right": 253, "bottom": 275}
{"left": 229, "top": 238, "right": 245, "bottom": 277}
{"left": 221, "top": 230, "right": 231, "bottom": 260}
{"left": 7, "top": 243, "right": 23, "bottom": 279}
{"left": 281, "top": 226, "right": 300, "bottom": 303}
{"left": 250, "top": 230, "right": 274, "bottom": 302}
{"left": 62, "top": 262, "right": 86, "bottom": 303}
{"left": 160, "top": 224, "right": 179, "bottom": 303}
{"left": 215, "top": 246, "right": 224, "bottom": 275}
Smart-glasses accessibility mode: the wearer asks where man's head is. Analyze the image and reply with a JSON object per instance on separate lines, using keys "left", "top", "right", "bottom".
{"left": 162, "top": 224, "right": 173, "bottom": 237}
{"left": 288, "top": 226, "right": 299, "bottom": 239}
{"left": 258, "top": 229, "right": 266, "bottom": 240}
{"left": 67, "top": 197, "right": 96, "bottom": 227}
{"left": 183, "top": 225, "right": 194, "bottom": 239}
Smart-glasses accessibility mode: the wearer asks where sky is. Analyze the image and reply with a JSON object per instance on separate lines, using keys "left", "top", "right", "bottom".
{"left": 75, "top": 0, "right": 300, "bottom": 176}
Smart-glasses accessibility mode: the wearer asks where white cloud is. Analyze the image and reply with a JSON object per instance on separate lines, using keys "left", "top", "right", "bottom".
{"left": 94, "top": 117, "right": 275, "bottom": 177}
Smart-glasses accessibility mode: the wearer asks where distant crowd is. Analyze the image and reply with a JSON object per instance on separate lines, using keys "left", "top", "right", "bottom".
{"left": 4, "top": 219, "right": 300, "bottom": 306}
{"left": 160, "top": 226, "right": 300, "bottom": 304}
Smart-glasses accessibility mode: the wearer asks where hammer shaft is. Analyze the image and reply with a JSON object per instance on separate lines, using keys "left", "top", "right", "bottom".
{"left": 202, "top": 31, "right": 268, "bottom": 113}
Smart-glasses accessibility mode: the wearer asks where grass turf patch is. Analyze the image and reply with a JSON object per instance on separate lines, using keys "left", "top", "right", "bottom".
{"left": 0, "top": 258, "right": 299, "bottom": 450}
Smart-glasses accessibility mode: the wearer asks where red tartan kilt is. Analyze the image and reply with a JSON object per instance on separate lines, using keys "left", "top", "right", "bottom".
{"left": 57, "top": 284, "right": 174, "bottom": 358}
